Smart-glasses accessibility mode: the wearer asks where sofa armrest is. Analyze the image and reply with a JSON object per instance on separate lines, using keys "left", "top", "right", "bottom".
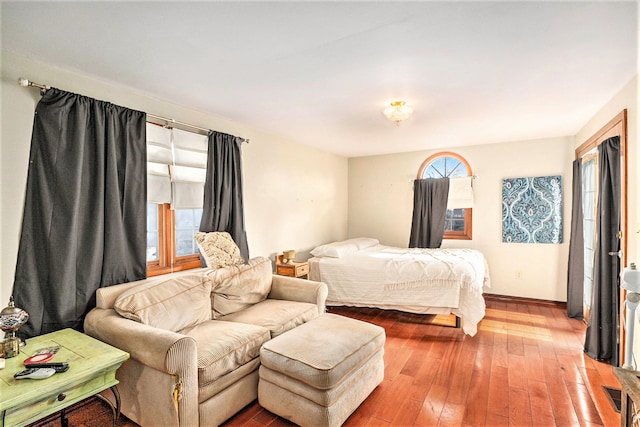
{"left": 84, "top": 308, "right": 199, "bottom": 427}
{"left": 84, "top": 308, "right": 197, "bottom": 375}
{"left": 269, "top": 275, "right": 328, "bottom": 314}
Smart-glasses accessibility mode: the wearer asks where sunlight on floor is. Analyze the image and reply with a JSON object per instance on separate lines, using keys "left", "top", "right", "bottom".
{"left": 479, "top": 309, "right": 553, "bottom": 341}
{"left": 485, "top": 308, "right": 549, "bottom": 325}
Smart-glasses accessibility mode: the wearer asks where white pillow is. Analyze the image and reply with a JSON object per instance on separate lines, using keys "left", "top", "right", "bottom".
{"left": 311, "top": 238, "right": 380, "bottom": 258}
{"left": 310, "top": 241, "right": 356, "bottom": 258}
{"left": 349, "top": 237, "right": 379, "bottom": 250}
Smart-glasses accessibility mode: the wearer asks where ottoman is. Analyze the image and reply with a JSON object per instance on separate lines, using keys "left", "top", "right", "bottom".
{"left": 258, "top": 313, "right": 385, "bottom": 427}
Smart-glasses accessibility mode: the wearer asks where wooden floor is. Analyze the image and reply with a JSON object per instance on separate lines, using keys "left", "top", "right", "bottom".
{"left": 224, "top": 296, "right": 622, "bottom": 427}
{"left": 30, "top": 295, "right": 622, "bottom": 427}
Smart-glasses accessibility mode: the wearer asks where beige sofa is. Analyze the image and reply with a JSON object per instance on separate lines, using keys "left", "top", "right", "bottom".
{"left": 84, "top": 257, "right": 328, "bottom": 427}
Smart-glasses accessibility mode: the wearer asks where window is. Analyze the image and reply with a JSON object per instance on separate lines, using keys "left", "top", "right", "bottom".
{"left": 417, "top": 152, "right": 473, "bottom": 240}
{"left": 146, "top": 122, "right": 208, "bottom": 276}
{"left": 147, "top": 204, "right": 204, "bottom": 276}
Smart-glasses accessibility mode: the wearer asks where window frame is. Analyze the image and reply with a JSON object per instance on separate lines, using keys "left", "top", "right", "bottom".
{"left": 147, "top": 203, "right": 202, "bottom": 277}
{"left": 417, "top": 151, "right": 473, "bottom": 240}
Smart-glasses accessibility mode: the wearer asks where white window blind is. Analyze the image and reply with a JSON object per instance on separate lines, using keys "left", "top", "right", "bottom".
{"left": 146, "top": 123, "right": 208, "bottom": 209}
{"left": 447, "top": 176, "right": 474, "bottom": 209}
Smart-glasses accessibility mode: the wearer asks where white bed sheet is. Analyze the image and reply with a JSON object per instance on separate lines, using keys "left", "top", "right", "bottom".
{"left": 309, "top": 244, "right": 491, "bottom": 336}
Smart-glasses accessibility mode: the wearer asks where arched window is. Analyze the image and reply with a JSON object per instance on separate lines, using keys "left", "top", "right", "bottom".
{"left": 417, "top": 152, "right": 473, "bottom": 240}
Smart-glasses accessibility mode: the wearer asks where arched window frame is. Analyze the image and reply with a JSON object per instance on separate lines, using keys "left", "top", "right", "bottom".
{"left": 417, "top": 151, "right": 473, "bottom": 240}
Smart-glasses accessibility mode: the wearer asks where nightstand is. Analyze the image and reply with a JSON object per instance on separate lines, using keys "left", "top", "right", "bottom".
{"left": 276, "top": 255, "right": 309, "bottom": 279}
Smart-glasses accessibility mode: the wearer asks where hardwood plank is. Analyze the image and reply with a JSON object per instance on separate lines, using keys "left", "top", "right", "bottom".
{"left": 400, "top": 347, "right": 428, "bottom": 377}
{"left": 565, "top": 380, "right": 603, "bottom": 425}
{"left": 542, "top": 357, "right": 581, "bottom": 426}
{"left": 508, "top": 387, "right": 533, "bottom": 426}
{"left": 523, "top": 343, "right": 545, "bottom": 382}
{"left": 391, "top": 394, "right": 422, "bottom": 426}
{"left": 437, "top": 401, "right": 465, "bottom": 426}
{"left": 249, "top": 407, "right": 280, "bottom": 426}
{"left": 527, "top": 379, "right": 556, "bottom": 426}
{"left": 444, "top": 337, "right": 476, "bottom": 405}
{"left": 506, "top": 334, "right": 524, "bottom": 356}
{"left": 492, "top": 331, "right": 509, "bottom": 369}
{"left": 463, "top": 346, "right": 492, "bottom": 426}
{"left": 374, "top": 374, "right": 414, "bottom": 422}
{"left": 507, "top": 353, "right": 528, "bottom": 390}
{"left": 365, "top": 417, "right": 391, "bottom": 427}
{"left": 415, "top": 384, "right": 449, "bottom": 425}
{"left": 486, "top": 365, "right": 509, "bottom": 419}
{"left": 485, "top": 412, "right": 509, "bottom": 426}
{"left": 384, "top": 340, "right": 412, "bottom": 381}
{"left": 557, "top": 352, "right": 584, "bottom": 385}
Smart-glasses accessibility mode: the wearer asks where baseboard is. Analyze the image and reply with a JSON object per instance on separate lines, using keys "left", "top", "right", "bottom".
{"left": 484, "top": 293, "right": 566, "bottom": 308}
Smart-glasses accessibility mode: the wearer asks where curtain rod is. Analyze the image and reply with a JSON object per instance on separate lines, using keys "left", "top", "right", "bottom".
{"left": 18, "top": 77, "right": 250, "bottom": 143}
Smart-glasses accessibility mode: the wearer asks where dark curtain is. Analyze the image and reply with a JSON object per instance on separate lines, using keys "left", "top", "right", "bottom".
{"left": 12, "top": 88, "right": 147, "bottom": 338}
{"left": 409, "top": 178, "right": 450, "bottom": 249}
{"left": 567, "top": 158, "right": 584, "bottom": 319}
{"left": 200, "top": 131, "right": 249, "bottom": 260}
{"left": 584, "top": 136, "right": 621, "bottom": 365}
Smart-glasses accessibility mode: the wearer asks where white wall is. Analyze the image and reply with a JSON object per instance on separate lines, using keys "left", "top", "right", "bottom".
{"left": 575, "top": 75, "right": 638, "bottom": 266}
{"left": 348, "top": 136, "right": 575, "bottom": 301}
{"left": 0, "top": 50, "right": 349, "bottom": 306}
{"left": 574, "top": 75, "right": 639, "bottom": 368}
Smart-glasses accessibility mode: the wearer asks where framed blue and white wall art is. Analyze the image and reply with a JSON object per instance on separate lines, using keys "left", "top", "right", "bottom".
{"left": 502, "top": 175, "right": 563, "bottom": 244}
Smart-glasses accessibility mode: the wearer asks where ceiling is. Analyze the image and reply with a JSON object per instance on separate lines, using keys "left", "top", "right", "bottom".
{"left": 2, "top": 1, "right": 638, "bottom": 158}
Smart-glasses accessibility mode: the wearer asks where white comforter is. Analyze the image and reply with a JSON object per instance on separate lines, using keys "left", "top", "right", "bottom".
{"left": 309, "top": 245, "right": 490, "bottom": 336}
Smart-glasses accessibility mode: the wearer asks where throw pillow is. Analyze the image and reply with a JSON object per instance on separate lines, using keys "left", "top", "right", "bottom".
{"left": 206, "top": 256, "right": 273, "bottom": 319}
{"left": 114, "top": 274, "right": 212, "bottom": 332}
{"left": 194, "top": 231, "right": 245, "bottom": 269}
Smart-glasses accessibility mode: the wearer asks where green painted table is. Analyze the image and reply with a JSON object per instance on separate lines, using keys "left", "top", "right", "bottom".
{"left": 0, "top": 328, "right": 129, "bottom": 427}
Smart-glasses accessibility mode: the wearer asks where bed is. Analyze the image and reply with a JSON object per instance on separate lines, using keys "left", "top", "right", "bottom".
{"left": 308, "top": 238, "right": 491, "bottom": 336}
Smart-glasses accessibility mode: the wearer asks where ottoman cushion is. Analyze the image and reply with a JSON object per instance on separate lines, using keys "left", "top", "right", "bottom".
{"left": 260, "top": 313, "right": 385, "bottom": 389}
{"left": 258, "top": 313, "right": 385, "bottom": 426}
{"left": 259, "top": 348, "right": 383, "bottom": 406}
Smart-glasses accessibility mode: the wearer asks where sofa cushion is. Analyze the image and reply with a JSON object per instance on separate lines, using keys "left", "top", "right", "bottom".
{"left": 113, "top": 274, "right": 212, "bottom": 332}
{"left": 195, "top": 231, "right": 245, "bottom": 269}
{"left": 180, "top": 320, "right": 270, "bottom": 386}
{"left": 219, "top": 299, "right": 319, "bottom": 338}
{"left": 206, "top": 257, "right": 273, "bottom": 319}
{"left": 96, "top": 268, "right": 209, "bottom": 309}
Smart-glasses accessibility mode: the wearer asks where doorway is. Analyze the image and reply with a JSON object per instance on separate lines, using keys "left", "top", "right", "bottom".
{"left": 575, "top": 110, "right": 627, "bottom": 365}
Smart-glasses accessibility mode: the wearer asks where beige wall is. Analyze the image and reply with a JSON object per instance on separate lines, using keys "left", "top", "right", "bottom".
{"left": 348, "top": 136, "right": 575, "bottom": 301}
{"left": 0, "top": 51, "right": 349, "bottom": 306}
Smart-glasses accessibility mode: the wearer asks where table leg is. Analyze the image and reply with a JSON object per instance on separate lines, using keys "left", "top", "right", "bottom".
{"left": 60, "top": 407, "right": 69, "bottom": 427}
{"left": 95, "top": 386, "right": 121, "bottom": 427}
{"left": 110, "top": 385, "right": 122, "bottom": 426}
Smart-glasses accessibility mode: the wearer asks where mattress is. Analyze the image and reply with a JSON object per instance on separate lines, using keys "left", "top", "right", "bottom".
{"left": 309, "top": 244, "right": 491, "bottom": 336}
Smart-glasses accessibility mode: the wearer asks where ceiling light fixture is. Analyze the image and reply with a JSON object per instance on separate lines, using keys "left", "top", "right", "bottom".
{"left": 383, "top": 101, "right": 413, "bottom": 125}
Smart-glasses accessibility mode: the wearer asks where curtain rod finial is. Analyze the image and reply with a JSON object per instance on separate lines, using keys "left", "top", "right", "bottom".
{"left": 18, "top": 77, "right": 29, "bottom": 87}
